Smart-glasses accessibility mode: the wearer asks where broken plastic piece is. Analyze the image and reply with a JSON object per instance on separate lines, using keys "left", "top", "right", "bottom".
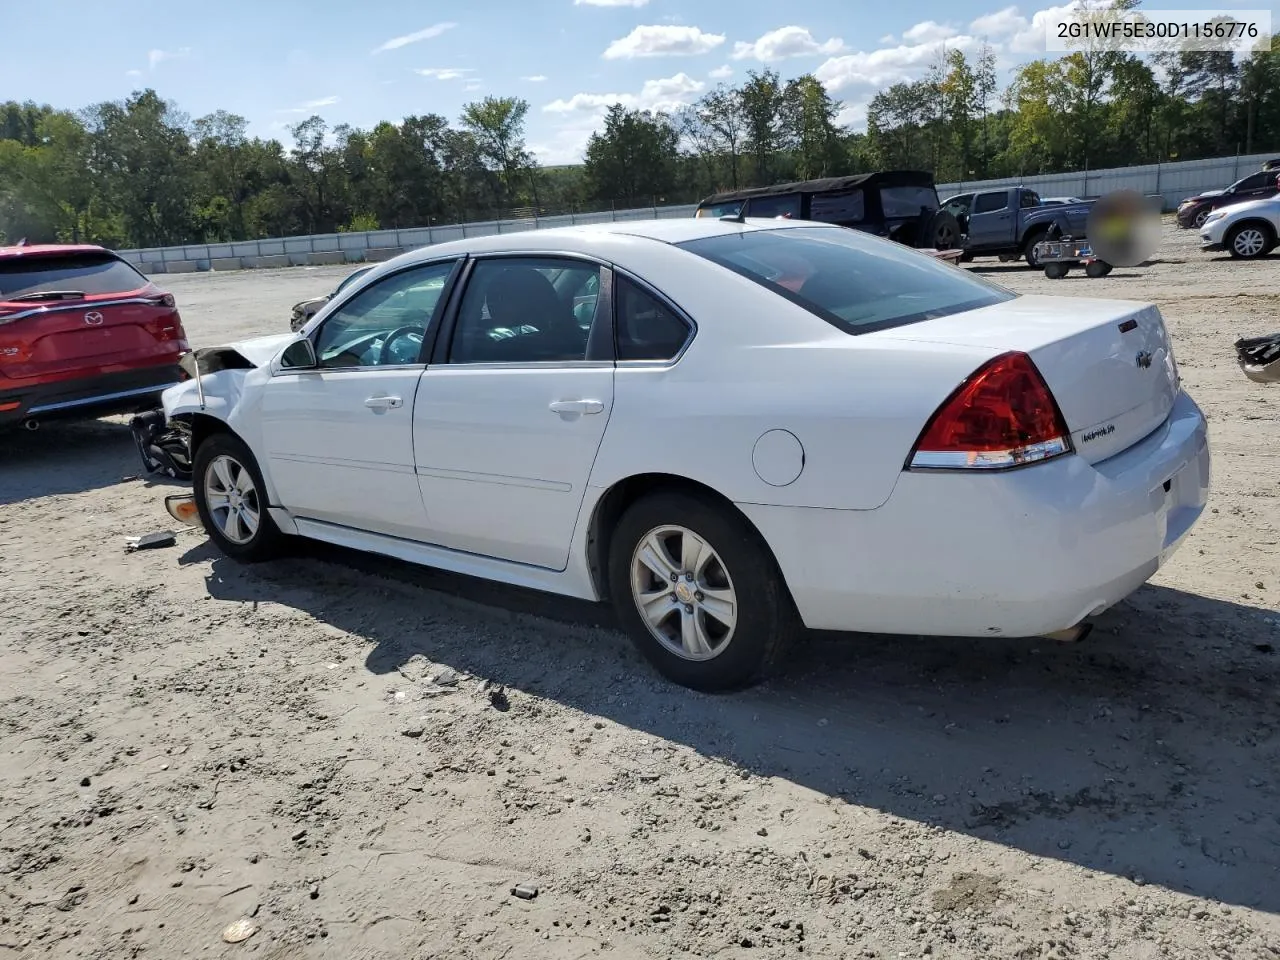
{"left": 125, "top": 531, "right": 178, "bottom": 552}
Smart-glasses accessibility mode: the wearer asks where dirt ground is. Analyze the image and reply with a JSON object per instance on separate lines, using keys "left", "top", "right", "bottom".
{"left": 2, "top": 224, "right": 1279, "bottom": 960}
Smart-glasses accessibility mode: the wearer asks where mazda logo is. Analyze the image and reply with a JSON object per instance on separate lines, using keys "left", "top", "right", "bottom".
{"left": 1135, "top": 350, "right": 1152, "bottom": 369}
{"left": 84, "top": 311, "right": 104, "bottom": 326}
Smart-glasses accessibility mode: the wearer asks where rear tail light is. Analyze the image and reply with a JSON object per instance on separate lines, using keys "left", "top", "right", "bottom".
{"left": 906, "top": 351, "right": 1072, "bottom": 471}
{"left": 146, "top": 293, "right": 177, "bottom": 309}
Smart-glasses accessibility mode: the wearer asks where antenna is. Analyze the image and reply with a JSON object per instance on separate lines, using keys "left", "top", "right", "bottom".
{"left": 719, "top": 209, "right": 746, "bottom": 224}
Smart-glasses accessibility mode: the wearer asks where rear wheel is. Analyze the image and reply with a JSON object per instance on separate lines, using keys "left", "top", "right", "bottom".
{"left": 1023, "top": 229, "right": 1049, "bottom": 268}
{"left": 1085, "top": 259, "right": 1113, "bottom": 278}
{"left": 1226, "top": 222, "right": 1274, "bottom": 260}
{"left": 1044, "top": 261, "right": 1069, "bottom": 279}
{"left": 192, "top": 432, "right": 284, "bottom": 562}
{"left": 607, "top": 491, "right": 795, "bottom": 692}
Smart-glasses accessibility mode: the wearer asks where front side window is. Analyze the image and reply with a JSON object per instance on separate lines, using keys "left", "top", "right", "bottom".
{"left": 881, "top": 185, "right": 940, "bottom": 218}
{"left": 973, "top": 192, "right": 1009, "bottom": 214}
{"left": 313, "top": 260, "right": 455, "bottom": 369}
{"left": 449, "top": 257, "right": 600, "bottom": 364}
{"left": 941, "top": 194, "right": 972, "bottom": 218}
{"left": 1234, "top": 172, "right": 1273, "bottom": 192}
{"left": 746, "top": 194, "right": 801, "bottom": 219}
{"left": 677, "top": 226, "right": 1015, "bottom": 335}
{"left": 615, "top": 276, "right": 691, "bottom": 361}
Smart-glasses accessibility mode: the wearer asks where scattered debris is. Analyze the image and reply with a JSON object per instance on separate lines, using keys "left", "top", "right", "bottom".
{"left": 511, "top": 883, "right": 539, "bottom": 900}
{"left": 401, "top": 724, "right": 426, "bottom": 738}
{"left": 125, "top": 531, "right": 177, "bottom": 552}
{"left": 221, "top": 918, "right": 259, "bottom": 943}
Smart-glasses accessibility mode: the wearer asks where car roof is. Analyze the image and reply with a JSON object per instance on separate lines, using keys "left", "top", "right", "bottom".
{"left": 0, "top": 243, "right": 111, "bottom": 260}
{"left": 395, "top": 216, "right": 825, "bottom": 262}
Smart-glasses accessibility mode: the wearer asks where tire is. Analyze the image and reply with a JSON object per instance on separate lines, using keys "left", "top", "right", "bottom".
{"left": 606, "top": 490, "right": 796, "bottom": 692}
{"left": 1023, "top": 229, "right": 1049, "bottom": 268}
{"left": 1193, "top": 208, "right": 1210, "bottom": 229}
{"left": 1085, "top": 259, "right": 1112, "bottom": 278}
{"left": 192, "top": 432, "right": 284, "bottom": 562}
{"left": 925, "top": 211, "right": 962, "bottom": 250}
{"left": 1044, "top": 262, "right": 1069, "bottom": 279}
{"left": 1226, "top": 222, "right": 1274, "bottom": 260}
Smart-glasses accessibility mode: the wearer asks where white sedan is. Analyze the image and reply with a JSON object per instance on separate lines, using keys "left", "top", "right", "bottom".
{"left": 1199, "top": 196, "right": 1280, "bottom": 259}
{"left": 157, "top": 217, "right": 1210, "bottom": 691}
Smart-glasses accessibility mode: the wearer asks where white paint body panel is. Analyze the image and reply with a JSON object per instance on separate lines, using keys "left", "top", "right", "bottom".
{"left": 162, "top": 218, "right": 1211, "bottom": 639}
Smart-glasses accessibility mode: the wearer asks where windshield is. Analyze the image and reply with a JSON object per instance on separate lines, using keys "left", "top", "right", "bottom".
{"left": 880, "top": 185, "right": 940, "bottom": 219}
{"left": 676, "top": 226, "right": 1015, "bottom": 335}
{"left": 0, "top": 252, "right": 148, "bottom": 300}
{"left": 695, "top": 201, "right": 745, "bottom": 219}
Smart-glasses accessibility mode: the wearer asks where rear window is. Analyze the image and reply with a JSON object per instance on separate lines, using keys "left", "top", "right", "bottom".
{"left": 676, "top": 226, "right": 1015, "bottom": 335}
{"left": 745, "top": 194, "right": 801, "bottom": 219}
{"left": 0, "top": 252, "right": 148, "bottom": 300}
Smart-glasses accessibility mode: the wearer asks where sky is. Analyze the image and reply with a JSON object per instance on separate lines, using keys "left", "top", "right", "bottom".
{"left": 1, "top": 0, "right": 1274, "bottom": 165}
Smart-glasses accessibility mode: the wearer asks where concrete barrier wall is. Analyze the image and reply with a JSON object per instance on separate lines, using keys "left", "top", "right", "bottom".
{"left": 122, "top": 150, "right": 1278, "bottom": 275}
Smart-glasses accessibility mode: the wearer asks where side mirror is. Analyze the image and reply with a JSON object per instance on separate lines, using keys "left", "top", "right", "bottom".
{"left": 280, "top": 337, "right": 317, "bottom": 370}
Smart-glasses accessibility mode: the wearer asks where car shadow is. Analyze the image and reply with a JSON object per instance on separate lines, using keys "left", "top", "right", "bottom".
{"left": 0, "top": 418, "right": 167, "bottom": 506}
{"left": 191, "top": 539, "right": 1280, "bottom": 915}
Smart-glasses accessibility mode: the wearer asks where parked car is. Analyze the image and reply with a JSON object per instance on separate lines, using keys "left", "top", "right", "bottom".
{"left": 940, "top": 187, "right": 1093, "bottom": 267}
{"left": 1198, "top": 196, "right": 1280, "bottom": 259}
{"left": 290, "top": 264, "right": 376, "bottom": 331}
{"left": 695, "top": 171, "right": 964, "bottom": 252}
{"left": 153, "top": 217, "right": 1209, "bottom": 692}
{"left": 1176, "top": 170, "right": 1279, "bottom": 228}
{"left": 0, "top": 244, "right": 189, "bottom": 431}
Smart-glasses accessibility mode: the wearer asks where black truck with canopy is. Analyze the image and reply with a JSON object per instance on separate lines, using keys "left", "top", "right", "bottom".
{"left": 694, "top": 171, "right": 963, "bottom": 252}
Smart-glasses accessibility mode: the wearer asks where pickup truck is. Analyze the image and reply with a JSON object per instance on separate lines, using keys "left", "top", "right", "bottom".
{"left": 940, "top": 187, "right": 1092, "bottom": 267}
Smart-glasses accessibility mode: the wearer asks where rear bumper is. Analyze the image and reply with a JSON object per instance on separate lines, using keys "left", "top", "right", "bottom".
{"left": 739, "top": 390, "right": 1210, "bottom": 638}
{"left": 0, "top": 365, "right": 183, "bottom": 427}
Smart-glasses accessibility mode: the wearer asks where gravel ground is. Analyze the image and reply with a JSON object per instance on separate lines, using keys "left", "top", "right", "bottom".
{"left": 1, "top": 224, "right": 1278, "bottom": 960}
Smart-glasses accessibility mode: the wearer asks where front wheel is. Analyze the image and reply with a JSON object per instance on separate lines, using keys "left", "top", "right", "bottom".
{"left": 192, "top": 432, "right": 284, "bottom": 562}
{"left": 1227, "top": 223, "right": 1274, "bottom": 260}
{"left": 607, "top": 491, "right": 796, "bottom": 692}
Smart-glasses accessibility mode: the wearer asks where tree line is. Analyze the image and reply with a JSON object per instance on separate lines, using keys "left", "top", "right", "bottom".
{"left": 2, "top": 11, "right": 1278, "bottom": 248}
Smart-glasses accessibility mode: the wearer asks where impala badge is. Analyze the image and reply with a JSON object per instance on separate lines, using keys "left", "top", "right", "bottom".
{"left": 84, "top": 311, "right": 104, "bottom": 326}
{"left": 1135, "top": 350, "right": 1152, "bottom": 369}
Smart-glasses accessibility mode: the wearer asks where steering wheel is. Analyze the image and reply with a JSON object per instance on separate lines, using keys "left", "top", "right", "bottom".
{"left": 378, "top": 325, "right": 425, "bottom": 365}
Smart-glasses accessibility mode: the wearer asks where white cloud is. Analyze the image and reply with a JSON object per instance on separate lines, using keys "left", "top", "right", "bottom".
{"left": 731, "top": 26, "right": 846, "bottom": 62}
{"left": 544, "top": 71, "right": 705, "bottom": 115}
{"left": 968, "top": 3, "right": 1085, "bottom": 54}
{"left": 125, "top": 69, "right": 143, "bottom": 78}
{"left": 415, "top": 67, "right": 475, "bottom": 80}
{"left": 148, "top": 47, "right": 190, "bottom": 70}
{"left": 522, "top": 74, "right": 549, "bottom": 82}
{"left": 708, "top": 64, "right": 733, "bottom": 79}
{"left": 902, "top": 20, "right": 959, "bottom": 44}
{"left": 278, "top": 96, "right": 340, "bottom": 114}
{"left": 836, "top": 99, "right": 871, "bottom": 130}
{"left": 602, "top": 24, "right": 725, "bottom": 59}
{"left": 464, "top": 80, "right": 484, "bottom": 91}
{"left": 372, "top": 22, "right": 456, "bottom": 54}
{"left": 575, "top": 0, "right": 649, "bottom": 5}
{"left": 815, "top": 35, "right": 981, "bottom": 92}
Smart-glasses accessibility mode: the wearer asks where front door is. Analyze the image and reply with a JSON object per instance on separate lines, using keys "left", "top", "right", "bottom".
{"left": 966, "top": 191, "right": 1015, "bottom": 249}
{"left": 413, "top": 255, "right": 614, "bottom": 570}
{"left": 257, "top": 259, "right": 459, "bottom": 541}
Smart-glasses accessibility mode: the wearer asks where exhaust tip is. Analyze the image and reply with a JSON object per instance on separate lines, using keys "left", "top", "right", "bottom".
{"left": 1043, "top": 622, "right": 1094, "bottom": 643}
{"left": 22, "top": 418, "right": 39, "bottom": 432}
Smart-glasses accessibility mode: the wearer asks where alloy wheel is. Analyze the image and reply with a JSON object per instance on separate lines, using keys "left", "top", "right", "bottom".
{"left": 629, "top": 525, "right": 738, "bottom": 661}
{"left": 1233, "top": 227, "right": 1266, "bottom": 258}
{"left": 204, "top": 454, "right": 261, "bottom": 545}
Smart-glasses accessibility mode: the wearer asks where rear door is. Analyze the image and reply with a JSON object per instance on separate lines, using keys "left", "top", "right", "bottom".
{"left": 412, "top": 255, "right": 615, "bottom": 570}
{"left": 0, "top": 251, "right": 183, "bottom": 384}
{"left": 966, "top": 191, "right": 1015, "bottom": 249}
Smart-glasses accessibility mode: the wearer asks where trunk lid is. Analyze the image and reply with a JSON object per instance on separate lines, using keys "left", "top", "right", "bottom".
{"left": 872, "top": 294, "right": 1179, "bottom": 464}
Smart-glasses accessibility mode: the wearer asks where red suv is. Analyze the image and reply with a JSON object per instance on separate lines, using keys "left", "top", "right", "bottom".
{"left": 0, "top": 244, "right": 189, "bottom": 431}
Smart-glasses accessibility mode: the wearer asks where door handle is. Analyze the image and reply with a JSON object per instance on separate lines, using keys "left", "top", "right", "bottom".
{"left": 364, "top": 395, "right": 403, "bottom": 409}
{"left": 548, "top": 399, "right": 604, "bottom": 415}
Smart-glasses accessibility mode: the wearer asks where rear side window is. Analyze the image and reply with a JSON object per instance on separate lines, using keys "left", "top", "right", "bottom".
{"left": 1020, "top": 190, "right": 1041, "bottom": 208}
{"left": 881, "top": 185, "right": 939, "bottom": 218}
{"left": 677, "top": 226, "right": 1015, "bottom": 335}
{"left": 810, "top": 189, "right": 865, "bottom": 224}
{"left": 745, "top": 194, "right": 801, "bottom": 219}
{"left": 0, "top": 252, "right": 148, "bottom": 300}
{"left": 696, "top": 201, "right": 744, "bottom": 219}
{"left": 615, "top": 276, "right": 691, "bottom": 361}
